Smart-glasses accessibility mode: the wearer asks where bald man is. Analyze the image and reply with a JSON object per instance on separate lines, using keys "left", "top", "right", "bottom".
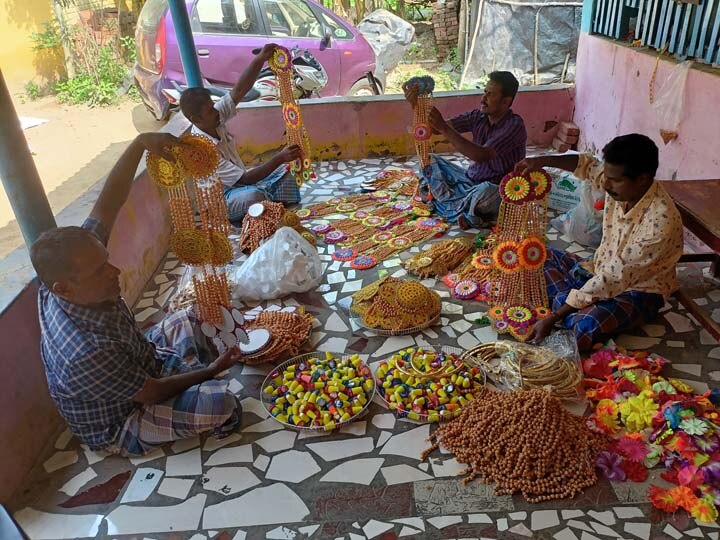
{"left": 31, "top": 133, "right": 243, "bottom": 456}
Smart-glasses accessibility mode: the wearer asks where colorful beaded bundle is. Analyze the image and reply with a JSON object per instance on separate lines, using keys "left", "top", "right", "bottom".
{"left": 403, "top": 238, "right": 473, "bottom": 278}
{"left": 444, "top": 170, "right": 552, "bottom": 341}
{"left": 268, "top": 46, "right": 315, "bottom": 186}
{"left": 406, "top": 76, "right": 435, "bottom": 172}
{"left": 367, "top": 168, "right": 420, "bottom": 196}
{"left": 350, "top": 277, "right": 441, "bottom": 331}
{"left": 243, "top": 308, "right": 314, "bottom": 365}
{"left": 376, "top": 348, "right": 486, "bottom": 422}
{"left": 262, "top": 352, "right": 375, "bottom": 430}
{"left": 147, "top": 135, "right": 232, "bottom": 325}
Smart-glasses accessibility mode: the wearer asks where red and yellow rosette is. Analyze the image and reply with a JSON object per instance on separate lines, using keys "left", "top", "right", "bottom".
{"left": 499, "top": 173, "right": 531, "bottom": 204}
{"left": 282, "top": 103, "right": 301, "bottom": 128}
{"left": 492, "top": 241, "right": 521, "bottom": 273}
{"left": 414, "top": 123, "right": 432, "bottom": 141}
{"left": 528, "top": 169, "right": 551, "bottom": 200}
{"left": 471, "top": 253, "right": 494, "bottom": 270}
{"left": 518, "top": 237, "right": 547, "bottom": 271}
{"left": 269, "top": 46, "right": 291, "bottom": 72}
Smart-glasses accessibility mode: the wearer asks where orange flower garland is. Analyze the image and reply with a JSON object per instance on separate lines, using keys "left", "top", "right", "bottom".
{"left": 492, "top": 241, "right": 521, "bottom": 273}
{"left": 519, "top": 237, "right": 547, "bottom": 271}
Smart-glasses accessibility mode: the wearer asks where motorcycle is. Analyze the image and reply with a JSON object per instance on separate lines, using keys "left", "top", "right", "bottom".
{"left": 161, "top": 47, "right": 328, "bottom": 108}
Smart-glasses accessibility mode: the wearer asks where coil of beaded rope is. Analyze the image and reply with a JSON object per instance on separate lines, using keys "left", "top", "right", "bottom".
{"left": 422, "top": 388, "right": 608, "bottom": 502}
{"left": 243, "top": 308, "right": 314, "bottom": 365}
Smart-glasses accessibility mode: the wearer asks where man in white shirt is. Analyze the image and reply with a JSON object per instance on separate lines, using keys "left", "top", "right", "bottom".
{"left": 179, "top": 44, "right": 302, "bottom": 222}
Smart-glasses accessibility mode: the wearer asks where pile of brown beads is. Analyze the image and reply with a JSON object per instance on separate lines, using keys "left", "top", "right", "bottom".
{"left": 238, "top": 201, "right": 286, "bottom": 252}
{"left": 422, "top": 388, "right": 607, "bottom": 502}
{"left": 193, "top": 269, "right": 231, "bottom": 325}
{"left": 404, "top": 238, "right": 473, "bottom": 278}
{"left": 280, "top": 211, "right": 317, "bottom": 246}
{"left": 351, "top": 277, "right": 441, "bottom": 331}
{"left": 243, "top": 308, "right": 314, "bottom": 364}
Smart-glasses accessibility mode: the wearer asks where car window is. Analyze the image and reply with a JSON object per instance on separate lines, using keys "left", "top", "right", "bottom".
{"left": 192, "top": 0, "right": 262, "bottom": 35}
{"left": 262, "top": 0, "right": 323, "bottom": 38}
{"left": 316, "top": 11, "right": 352, "bottom": 40}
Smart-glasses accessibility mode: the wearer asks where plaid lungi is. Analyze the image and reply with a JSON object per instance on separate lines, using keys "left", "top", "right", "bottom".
{"left": 544, "top": 248, "right": 665, "bottom": 351}
{"left": 114, "top": 310, "right": 241, "bottom": 456}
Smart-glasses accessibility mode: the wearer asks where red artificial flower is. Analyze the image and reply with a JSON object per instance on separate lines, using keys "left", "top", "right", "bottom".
{"left": 649, "top": 485, "right": 679, "bottom": 512}
{"left": 661, "top": 470, "right": 679, "bottom": 485}
{"left": 594, "top": 199, "right": 605, "bottom": 210}
{"left": 670, "top": 485, "right": 700, "bottom": 512}
{"left": 622, "top": 460, "right": 648, "bottom": 482}
{"left": 617, "top": 436, "right": 649, "bottom": 462}
{"left": 678, "top": 465, "right": 706, "bottom": 490}
{"left": 617, "top": 377, "right": 640, "bottom": 395}
{"left": 583, "top": 350, "right": 615, "bottom": 379}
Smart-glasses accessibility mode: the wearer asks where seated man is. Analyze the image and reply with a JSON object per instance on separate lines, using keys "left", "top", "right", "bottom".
{"left": 403, "top": 71, "right": 527, "bottom": 228}
{"left": 31, "top": 133, "right": 243, "bottom": 456}
{"left": 516, "top": 134, "right": 683, "bottom": 351}
{"left": 180, "top": 43, "right": 302, "bottom": 222}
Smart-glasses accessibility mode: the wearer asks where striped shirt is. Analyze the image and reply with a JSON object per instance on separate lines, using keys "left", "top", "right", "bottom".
{"left": 38, "top": 219, "right": 164, "bottom": 450}
{"left": 450, "top": 109, "right": 527, "bottom": 184}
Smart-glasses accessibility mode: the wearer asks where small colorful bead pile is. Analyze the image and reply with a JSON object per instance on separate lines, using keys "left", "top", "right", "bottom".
{"left": 263, "top": 352, "right": 375, "bottom": 430}
{"left": 375, "top": 348, "right": 486, "bottom": 422}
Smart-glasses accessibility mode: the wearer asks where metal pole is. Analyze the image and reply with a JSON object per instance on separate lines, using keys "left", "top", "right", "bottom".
{"left": 166, "top": 0, "right": 203, "bottom": 88}
{"left": 0, "top": 69, "right": 56, "bottom": 248}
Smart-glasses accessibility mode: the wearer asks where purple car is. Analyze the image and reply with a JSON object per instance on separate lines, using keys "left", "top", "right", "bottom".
{"left": 134, "top": 0, "right": 383, "bottom": 120}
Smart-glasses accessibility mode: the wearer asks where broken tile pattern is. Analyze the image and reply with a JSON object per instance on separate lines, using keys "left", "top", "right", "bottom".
{"left": 14, "top": 154, "right": 720, "bottom": 539}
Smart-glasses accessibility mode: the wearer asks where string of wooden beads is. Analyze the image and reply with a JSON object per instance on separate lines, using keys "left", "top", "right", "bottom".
{"left": 193, "top": 267, "right": 231, "bottom": 325}
{"left": 168, "top": 184, "right": 195, "bottom": 232}
{"left": 404, "top": 239, "right": 473, "bottom": 278}
{"left": 238, "top": 201, "right": 286, "bottom": 252}
{"left": 422, "top": 388, "right": 607, "bottom": 502}
{"left": 243, "top": 309, "right": 314, "bottom": 365}
{"left": 195, "top": 178, "right": 231, "bottom": 235}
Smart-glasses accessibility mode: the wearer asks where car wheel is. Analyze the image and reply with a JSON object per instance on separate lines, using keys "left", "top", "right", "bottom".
{"left": 347, "top": 79, "right": 381, "bottom": 97}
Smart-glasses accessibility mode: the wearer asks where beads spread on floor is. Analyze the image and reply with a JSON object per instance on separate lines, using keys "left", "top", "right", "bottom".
{"left": 263, "top": 352, "right": 375, "bottom": 430}
{"left": 243, "top": 309, "right": 314, "bottom": 365}
{"left": 404, "top": 238, "right": 473, "bottom": 278}
{"left": 422, "top": 388, "right": 607, "bottom": 502}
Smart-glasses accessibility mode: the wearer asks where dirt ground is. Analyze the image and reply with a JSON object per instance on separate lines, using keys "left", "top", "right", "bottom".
{"left": 0, "top": 96, "right": 166, "bottom": 259}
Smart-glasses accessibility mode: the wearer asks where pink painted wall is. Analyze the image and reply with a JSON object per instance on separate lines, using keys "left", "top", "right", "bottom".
{"left": 226, "top": 87, "right": 576, "bottom": 164}
{"left": 574, "top": 34, "right": 720, "bottom": 180}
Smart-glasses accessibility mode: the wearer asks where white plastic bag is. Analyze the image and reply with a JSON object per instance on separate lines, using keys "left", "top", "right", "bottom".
{"left": 550, "top": 182, "right": 604, "bottom": 248}
{"left": 232, "top": 227, "right": 322, "bottom": 302}
{"left": 650, "top": 60, "right": 691, "bottom": 144}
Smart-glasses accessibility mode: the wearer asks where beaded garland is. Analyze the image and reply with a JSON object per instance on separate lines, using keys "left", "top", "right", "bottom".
{"left": 268, "top": 46, "right": 316, "bottom": 186}
{"left": 404, "top": 238, "right": 473, "bottom": 278}
{"left": 376, "top": 348, "right": 486, "bottom": 422}
{"left": 422, "top": 388, "right": 607, "bottom": 503}
{"left": 406, "top": 76, "right": 435, "bottom": 170}
{"left": 243, "top": 308, "right": 314, "bottom": 365}
{"left": 238, "top": 203, "right": 316, "bottom": 253}
{"left": 262, "top": 352, "right": 375, "bottom": 430}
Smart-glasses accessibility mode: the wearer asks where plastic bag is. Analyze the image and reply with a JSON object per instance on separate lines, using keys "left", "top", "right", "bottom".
{"left": 650, "top": 60, "right": 691, "bottom": 144}
{"left": 550, "top": 181, "right": 604, "bottom": 248}
{"left": 546, "top": 166, "right": 583, "bottom": 212}
{"left": 232, "top": 227, "right": 322, "bottom": 302}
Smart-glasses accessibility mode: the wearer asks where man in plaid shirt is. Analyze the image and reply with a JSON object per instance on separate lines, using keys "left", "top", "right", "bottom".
{"left": 179, "top": 43, "right": 302, "bottom": 223}
{"left": 31, "top": 133, "right": 243, "bottom": 456}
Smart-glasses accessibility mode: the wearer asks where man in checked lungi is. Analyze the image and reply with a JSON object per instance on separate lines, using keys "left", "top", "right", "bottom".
{"left": 515, "top": 134, "right": 683, "bottom": 351}
{"left": 31, "top": 133, "right": 244, "bottom": 456}
{"left": 179, "top": 43, "right": 302, "bottom": 223}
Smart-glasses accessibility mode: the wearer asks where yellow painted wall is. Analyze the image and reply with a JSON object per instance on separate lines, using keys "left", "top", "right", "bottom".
{"left": 0, "top": 0, "right": 65, "bottom": 95}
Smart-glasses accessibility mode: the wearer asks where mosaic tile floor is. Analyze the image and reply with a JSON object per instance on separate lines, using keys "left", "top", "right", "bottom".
{"left": 12, "top": 155, "right": 720, "bottom": 540}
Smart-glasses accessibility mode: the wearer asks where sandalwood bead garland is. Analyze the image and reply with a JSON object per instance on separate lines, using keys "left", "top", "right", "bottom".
{"left": 422, "top": 388, "right": 607, "bottom": 502}
{"left": 243, "top": 309, "right": 314, "bottom": 365}
{"left": 404, "top": 238, "right": 473, "bottom": 278}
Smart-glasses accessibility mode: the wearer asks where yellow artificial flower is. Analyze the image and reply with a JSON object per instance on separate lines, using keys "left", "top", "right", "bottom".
{"left": 619, "top": 391, "right": 658, "bottom": 432}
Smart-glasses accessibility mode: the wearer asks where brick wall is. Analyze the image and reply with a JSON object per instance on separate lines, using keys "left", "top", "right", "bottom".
{"left": 432, "top": 0, "right": 459, "bottom": 58}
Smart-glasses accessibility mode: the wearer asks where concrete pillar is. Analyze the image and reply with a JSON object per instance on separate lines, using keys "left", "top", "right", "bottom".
{"left": 167, "top": 0, "right": 204, "bottom": 88}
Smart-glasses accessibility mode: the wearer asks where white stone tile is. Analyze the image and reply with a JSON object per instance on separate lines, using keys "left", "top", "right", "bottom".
{"left": 228, "top": 378, "right": 244, "bottom": 395}
{"left": 327, "top": 272, "right": 345, "bottom": 285}
{"left": 531, "top": 510, "right": 560, "bottom": 531}
{"left": 590, "top": 521, "right": 621, "bottom": 537}
{"left": 554, "top": 528, "right": 580, "bottom": 540}
{"left": 135, "top": 307, "right": 159, "bottom": 323}
{"left": 253, "top": 454, "right": 270, "bottom": 472}
{"left": 14, "top": 508, "right": 103, "bottom": 540}
{"left": 204, "top": 433, "right": 242, "bottom": 452}
{"left": 43, "top": 451, "right": 78, "bottom": 473}
{"left": 473, "top": 326, "right": 498, "bottom": 343}
{"left": 380, "top": 424, "right": 429, "bottom": 460}
{"left": 509, "top": 523, "right": 534, "bottom": 537}
{"left": 340, "top": 421, "right": 367, "bottom": 436}
{"left": 129, "top": 447, "right": 165, "bottom": 466}
{"left": 497, "top": 518, "right": 508, "bottom": 531}
{"left": 205, "top": 444, "right": 253, "bottom": 466}
{"left": 457, "top": 331, "right": 480, "bottom": 350}
{"left": 317, "top": 337, "right": 349, "bottom": 353}
{"left": 664, "top": 312, "right": 694, "bottom": 333}
{"left": 80, "top": 445, "right": 110, "bottom": 466}
{"left": 298, "top": 524, "right": 321, "bottom": 537}
{"left": 381, "top": 464, "right": 433, "bottom": 485}
{"left": 661, "top": 524, "right": 682, "bottom": 539}
{"left": 255, "top": 431, "right": 298, "bottom": 453}
{"left": 372, "top": 335, "right": 415, "bottom": 358}
{"left": 642, "top": 324, "right": 666, "bottom": 338}
{"left": 680, "top": 378, "right": 710, "bottom": 393}
{"left": 54, "top": 428, "right": 73, "bottom": 450}
{"left": 307, "top": 437, "right": 374, "bottom": 461}
{"left": 266, "top": 450, "right": 321, "bottom": 483}
{"left": 363, "top": 519, "right": 394, "bottom": 539}
{"left": 701, "top": 329, "right": 719, "bottom": 345}
{"left": 202, "top": 466, "right": 261, "bottom": 496}
{"left": 157, "top": 478, "right": 194, "bottom": 500}
{"left": 392, "top": 517, "right": 425, "bottom": 531}
{"left": 106, "top": 494, "right": 206, "bottom": 535}
{"left": 428, "top": 515, "right": 463, "bottom": 529}
{"left": 429, "top": 457, "right": 465, "bottom": 477}
{"left": 166, "top": 448, "right": 201, "bottom": 477}
{"left": 612, "top": 507, "right": 643, "bottom": 520}
{"left": 383, "top": 258, "right": 402, "bottom": 268}
{"left": 266, "top": 526, "right": 298, "bottom": 539}
{"left": 422, "top": 328, "right": 439, "bottom": 338}
{"left": 326, "top": 312, "right": 350, "bottom": 332}
{"left": 399, "top": 525, "right": 422, "bottom": 537}
{"left": 673, "top": 363, "right": 702, "bottom": 376}
{"left": 171, "top": 436, "right": 200, "bottom": 454}
{"left": 616, "top": 335, "right": 661, "bottom": 350}
{"left": 341, "top": 279, "right": 364, "bottom": 293}
{"left": 242, "top": 418, "right": 283, "bottom": 434}
{"left": 561, "top": 510, "right": 585, "bottom": 520}
{"left": 120, "top": 468, "right": 164, "bottom": 503}
{"left": 510, "top": 511, "right": 527, "bottom": 520}
{"left": 203, "top": 484, "right": 309, "bottom": 529}
{"left": 371, "top": 413, "right": 396, "bottom": 430}
{"left": 310, "top": 331, "right": 327, "bottom": 347}
{"left": 587, "top": 510, "right": 615, "bottom": 525}
{"left": 240, "top": 397, "right": 269, "bottom": 418}
{"left": 320, "top": 457, "right": 384, "bottom": 485}
{"left": 451, "top": 319, "right": 473, "bottom": 333}
{"left": 391, "top": 269, "right": 408, "bottom": 278}
{"left": 323, "top": 291, "right": 338, "bottom": 304}
{"left": 377, "top": 431, "right": 392, "bottom": 447}
{"left": 667, "top": 340, "right": 685, "bottom": 348}
{"left": 59, "top": 467, "right": 97, "bottom": 497}
{"left": 685, "top": 528, "right": 704, "bottom": 538}
{"left": 467, "top": 513, "right": 493, "bottom": 524}
{"left": 623, "top": 522, "right": 650, "bottom": 540}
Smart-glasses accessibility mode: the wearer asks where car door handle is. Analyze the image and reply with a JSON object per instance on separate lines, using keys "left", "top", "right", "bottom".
{"left": 197, "top": 49, "right": 210, "bottom": 57}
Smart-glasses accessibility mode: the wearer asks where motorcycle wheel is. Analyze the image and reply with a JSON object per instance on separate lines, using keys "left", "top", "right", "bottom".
{"left": 347, "top": 79, "right": 380, "bottom": 97}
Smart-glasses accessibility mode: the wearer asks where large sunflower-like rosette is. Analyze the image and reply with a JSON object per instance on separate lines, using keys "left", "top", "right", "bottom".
{"left": 471, "top": 253, "right": 494, "bottom": 270}
{"left": 177, "top": 134, "right": 220, "bottom": 179}
{"left": 504, "top": 305, "right": 536, "bottom": 329}
{"left": 269, "top": 46, "right": 291, "bottom": 72}
{"left": 499, "top": 173, "right": 531, "bottom": 204}
{"left": 528, "top": 169, "right": 552, "bottom": 200}
{"left": 518, "top": 237, "right": 547, "bottom": 271}
{"left": 282, "top": 103, "right": 301, "bottom": 128}
{"left": 492, "top": 241, "right": 521, "bottom": 273}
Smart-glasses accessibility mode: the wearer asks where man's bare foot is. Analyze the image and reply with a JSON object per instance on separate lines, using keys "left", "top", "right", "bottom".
{"left": 457, "top": 214, "right": 471, "bottom": 230}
